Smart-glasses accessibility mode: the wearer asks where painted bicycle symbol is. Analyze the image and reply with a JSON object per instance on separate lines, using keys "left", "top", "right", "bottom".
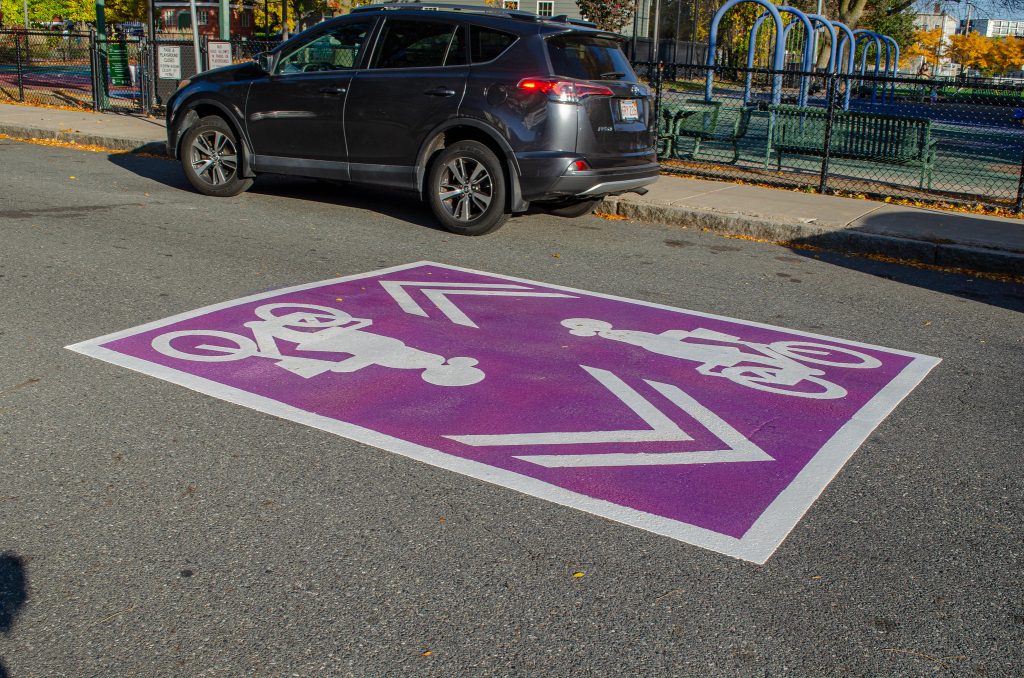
{"left": 152, "top": 303, "right": 485, "bottom": 387}
{"left": 561, "top": 318, "right": 882, "bottom": 399}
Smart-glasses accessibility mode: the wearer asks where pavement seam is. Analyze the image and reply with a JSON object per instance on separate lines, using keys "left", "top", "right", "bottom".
{"left": 844, "top": 202, "right": 887, "bottom": 229}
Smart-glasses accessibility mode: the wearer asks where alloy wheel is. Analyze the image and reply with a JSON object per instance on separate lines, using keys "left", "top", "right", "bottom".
{"left": 437, "top": 156, "right": 493, "bottom": 222}
{"left": 190, "top": 130, "right": 238, "bottom": 186}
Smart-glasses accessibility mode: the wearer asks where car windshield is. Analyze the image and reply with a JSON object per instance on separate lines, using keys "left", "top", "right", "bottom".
{"left": 546, "top": 34, "right": 634, "bottom": 81}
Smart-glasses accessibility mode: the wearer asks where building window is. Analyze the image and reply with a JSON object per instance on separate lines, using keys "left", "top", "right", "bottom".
{"left": 241, "top": 10, "right": 250, "bottom": 27}
{"left": 197, "top": 10, "right": 209, "bottom": 26}
{"left": 163, "top": 9, "right": 174, "bottom": 23}
{"left": 503, "top": 0, "right": 519, "bottom": 8}
{"left": 537, "top": 1, "right": 553, "bottom": 16}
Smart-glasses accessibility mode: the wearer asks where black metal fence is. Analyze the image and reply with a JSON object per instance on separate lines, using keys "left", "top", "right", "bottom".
{"left": 642, "top": 62, "right": 1024, "bottom": 212}
{"left": 0, "top": 29, "right": 280, "bottom": 114}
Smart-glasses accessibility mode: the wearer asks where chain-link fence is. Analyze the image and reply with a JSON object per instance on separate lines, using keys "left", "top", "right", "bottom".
{"left": 0, "top": 29, "right": 282, "bottom": 113}
{"left": 644, "top": 62, "right": 1024, "bottom": 213}
{"left": 0, "top": 30, "right": 95, "bottom": 108}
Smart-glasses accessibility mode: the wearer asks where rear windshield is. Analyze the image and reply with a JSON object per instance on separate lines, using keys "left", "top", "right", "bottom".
{"left": 546, "top": 35, "right": 634, "bottom": 81}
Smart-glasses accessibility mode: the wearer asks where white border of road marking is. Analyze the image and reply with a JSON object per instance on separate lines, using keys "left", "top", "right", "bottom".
{"left": 66, "top": 261, "right": 940, "bottom": 564}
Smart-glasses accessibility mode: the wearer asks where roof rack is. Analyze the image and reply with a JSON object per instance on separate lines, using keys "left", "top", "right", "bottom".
{"left": 351, "top": 2, "right": 600, "bottom": 28}
{"left": 351, "top": 2, "right": 542, "bottom": 21}
{"left": 551, "top": 14, "right": 597, "bottom": 28}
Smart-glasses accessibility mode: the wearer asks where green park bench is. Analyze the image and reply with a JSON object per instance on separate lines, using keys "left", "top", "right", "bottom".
{"left": 765, "top": 105, "right": 937, "bottom": 189}
{"left": 658, "top": 98, "right": 753, "bottom": 163}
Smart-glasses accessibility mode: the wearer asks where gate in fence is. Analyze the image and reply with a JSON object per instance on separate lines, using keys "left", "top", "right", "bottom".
{"left": 0, "top": 29, "right": 280, "bottom": 114}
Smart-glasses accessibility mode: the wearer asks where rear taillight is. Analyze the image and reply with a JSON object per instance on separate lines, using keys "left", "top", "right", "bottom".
{"left": 517, "top": 78, "right": 614, "bottom": 103}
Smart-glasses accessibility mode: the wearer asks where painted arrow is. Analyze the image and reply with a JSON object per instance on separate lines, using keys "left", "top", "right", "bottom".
{"left": 380, "top": 280, "right": 576, "bottom": 328}
{"left": 445, "top": 366, "right": 773, "bottom": 468}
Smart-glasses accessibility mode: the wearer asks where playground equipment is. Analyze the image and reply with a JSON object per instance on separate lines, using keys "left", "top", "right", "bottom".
{"left": 706, "top": 0, "right": 787, "bottom": 104}
{"left": 742, "top": 6, "right": 814, "bottom": 106}
{"left": 706, "top": 1, "right": 898, "bottom": 110}
{"left": 832, "top": 21, "right": 857, "bottom": 108}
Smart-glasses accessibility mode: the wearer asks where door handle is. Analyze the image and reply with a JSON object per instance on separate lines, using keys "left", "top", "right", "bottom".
{"left": 424, "top": 86, "right": 456, "bottom": 97}
{"left": 319, "top": 86, "right": 346, "bottom": 95}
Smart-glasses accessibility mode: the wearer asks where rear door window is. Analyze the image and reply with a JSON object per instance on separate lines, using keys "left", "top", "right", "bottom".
{"left": 470, "top": 26, "right": 517, "bottom": 63}
{"left": 546, "top": 34, "right": 635, "bottom": 81}
{"left": 371, "top": 19, "right": 465, "bottom": 69}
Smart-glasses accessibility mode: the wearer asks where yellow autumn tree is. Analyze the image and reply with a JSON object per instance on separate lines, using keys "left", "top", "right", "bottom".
{"left": 902, "top": 27, "right": 944, "bottom": 68}
{"left": 988, "top": 37, "right": 1024, "bottom": 75}
{"left": 947, "top": 32, "right": 991, "bottom": 71}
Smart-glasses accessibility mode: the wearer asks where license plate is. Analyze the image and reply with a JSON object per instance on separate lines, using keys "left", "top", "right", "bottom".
{"left": 619, "top": 99, "right": 639, "bottom": 121}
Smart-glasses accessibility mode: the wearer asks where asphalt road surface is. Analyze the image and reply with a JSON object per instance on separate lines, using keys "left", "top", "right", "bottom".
{"left": 1, "top": 138, "right": 1022, "bottom": 677}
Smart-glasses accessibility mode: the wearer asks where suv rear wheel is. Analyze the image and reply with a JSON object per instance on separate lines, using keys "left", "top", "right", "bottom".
{"left": 427, "top": 141, "right": 508, "bottom": 236}
{"left": 181, "top": 116, "right": 253, "bottom": 198}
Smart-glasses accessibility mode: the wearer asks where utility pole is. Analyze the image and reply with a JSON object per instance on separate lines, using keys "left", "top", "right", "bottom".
{"left": 651, "top": 0, "right": 661, "bottom": 63}
{"left": 282, "top": 0, "right": 288, "bottom": 40}
{"left": 219, "top": 0, "right": 230, "bottom": 39}
{"left": 188, "top": 0, "right": 202, "bottom": 71}
{"left": 23, "top": 0, "right": 28, "bottom": 27}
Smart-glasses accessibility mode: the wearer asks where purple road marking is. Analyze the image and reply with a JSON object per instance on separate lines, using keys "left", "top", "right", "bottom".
{"left": 66, "top": 261, "right": 939, "bottom": 563}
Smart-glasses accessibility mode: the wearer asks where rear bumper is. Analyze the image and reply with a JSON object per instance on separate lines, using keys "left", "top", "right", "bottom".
{"left": 515, "top": 155, "right": 659, "bottom": 202}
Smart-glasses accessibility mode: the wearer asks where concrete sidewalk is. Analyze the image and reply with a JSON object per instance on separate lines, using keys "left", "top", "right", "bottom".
{"left": 1, "top": 103, "right": 1021, "bottom": 275}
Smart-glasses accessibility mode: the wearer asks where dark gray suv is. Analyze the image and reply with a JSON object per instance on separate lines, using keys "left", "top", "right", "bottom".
{"left": 166, "top": 3, "right": 658, "bottom": 235}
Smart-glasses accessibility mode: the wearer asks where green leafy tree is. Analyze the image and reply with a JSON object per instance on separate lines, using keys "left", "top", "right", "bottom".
{"left": 576, "top": 0, "right": 635, "bottom": 33}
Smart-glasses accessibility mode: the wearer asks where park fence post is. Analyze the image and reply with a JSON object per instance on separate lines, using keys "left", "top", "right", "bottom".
{"left": 14, "top": 32, "right": 25, "bottom": 102}
{"left": 88, "top": 28, "right": 100, "bottom": 111}
{"left": 654, "top": 61, "right": 664, "bottom": 122}
{"left": 818, "top": 72, "right": 838, "bottom": 195}
{"left": 1016, "top": 151, "right": 1024, "bottom": 213}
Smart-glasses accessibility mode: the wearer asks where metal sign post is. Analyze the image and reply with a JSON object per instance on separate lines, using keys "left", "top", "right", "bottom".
{"left": 219, "top": 0, "right": 230, "bottom": 40}
{"left": 188, "top": 0, "right": 203, "bottom": 73}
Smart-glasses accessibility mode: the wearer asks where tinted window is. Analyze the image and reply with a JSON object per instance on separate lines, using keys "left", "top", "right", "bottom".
{"left": 276, "top": 21, "right": 373, "bottom": 75}
{"left": 372, "top": 19, "right": 464, "bottom": 69}
{"left": 470, "top": 26, "right": 516, "bottom": 63}
{"left": 546, "top": 35, "right": 634, "bottom": 81}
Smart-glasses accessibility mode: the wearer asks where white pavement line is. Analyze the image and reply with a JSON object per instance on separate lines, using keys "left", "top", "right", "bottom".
{"left": 379, "top": 281, "right": 532, "bottom": 317}
{"left": 421, "top": 289, "right": 576, "bottom": 328}
{"left": 380, "top": 280, "right": 575, "bottom": 328}
{"left": 508, "top": 371, "right": 773, "bottom": 468}
{"left": 446, "top": 366, "right": 693, "bottom": 447}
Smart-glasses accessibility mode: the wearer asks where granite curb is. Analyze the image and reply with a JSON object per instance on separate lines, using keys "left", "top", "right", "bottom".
{"left": 600, "top": 197, "right": 1024, "bottom": 277}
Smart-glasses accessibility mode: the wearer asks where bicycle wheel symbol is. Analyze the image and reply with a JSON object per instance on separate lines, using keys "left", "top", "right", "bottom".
{"left": 152, "top": 330, "right": 257, "bottom": 362}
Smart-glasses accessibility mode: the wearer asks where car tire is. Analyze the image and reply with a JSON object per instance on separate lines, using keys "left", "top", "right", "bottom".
{"left": 539, "top": 198, "right": 602, "bottom": 218}
{"left": 427, "top": 141, "right": 508, "bottom": 236}
{"left": 181, "top": 115, "right": 253, "bottom": 197}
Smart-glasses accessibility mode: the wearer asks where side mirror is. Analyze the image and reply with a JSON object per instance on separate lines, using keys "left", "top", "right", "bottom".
{"left": 256, "top": 52, "right": 275, "bottom": 74}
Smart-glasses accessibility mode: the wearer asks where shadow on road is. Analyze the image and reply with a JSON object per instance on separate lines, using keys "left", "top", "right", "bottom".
{"left": 0, "top": 553, "right": 28, "bottom": 678}
{"left": 106, "top": 153, "right": 446, "bottom": 231}
{"left": 782, "top": 244, "right": 1024, "bottom": 313}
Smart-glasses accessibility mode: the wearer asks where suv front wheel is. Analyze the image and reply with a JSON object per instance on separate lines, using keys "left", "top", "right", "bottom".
{"left": 427, "top": 141, "right": 508, "bottom": 236}
{"left": 181, "top": 116, "right": 253, "bottom": 198}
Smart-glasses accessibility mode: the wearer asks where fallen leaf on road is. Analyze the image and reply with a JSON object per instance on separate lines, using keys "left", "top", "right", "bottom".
{"left": 420, "top": 650, "right": 432, "bottom": 657}
{"left": 573, "top": 571, "right": 585, "bottom": 578}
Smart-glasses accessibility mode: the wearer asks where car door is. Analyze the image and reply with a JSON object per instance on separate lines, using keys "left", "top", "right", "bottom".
{"left": 344, "top": 18, "right": 469, "bottom": 189}
{"left": 245, "top": 18, "right": 375, "bottom": 177}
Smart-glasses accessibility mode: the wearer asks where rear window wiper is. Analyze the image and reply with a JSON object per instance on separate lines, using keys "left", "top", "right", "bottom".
{"left": 600, "top": 71, "right": 625, "bottom": 79}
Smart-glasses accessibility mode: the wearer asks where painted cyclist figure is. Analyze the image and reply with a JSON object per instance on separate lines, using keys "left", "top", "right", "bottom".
{"left": 561, "top": 318, "right": 881, "bottom": 399}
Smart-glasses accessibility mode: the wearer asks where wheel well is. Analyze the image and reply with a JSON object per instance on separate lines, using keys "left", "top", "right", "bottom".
{"left": 420, "top": 125, "right": 522, "bottom": 211}
{"left": 176, "top": 104, "right": 245, "bottom": 156}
